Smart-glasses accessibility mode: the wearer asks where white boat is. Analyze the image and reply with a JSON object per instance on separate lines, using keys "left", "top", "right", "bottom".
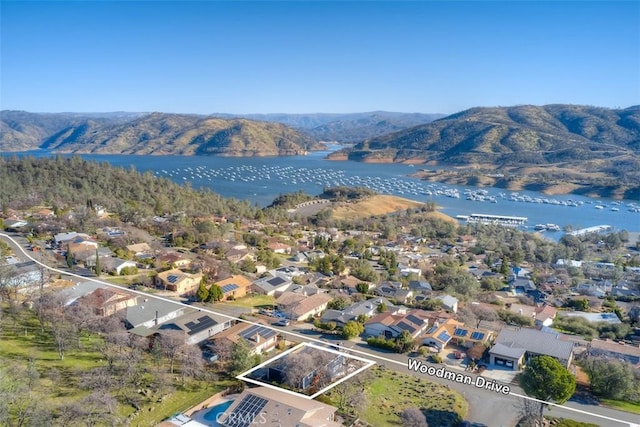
{"left": 534, "top": 224, "right": 547, "bottom": 231}
{"left": 546, "top": 224, "right": 561, "bottom": 231}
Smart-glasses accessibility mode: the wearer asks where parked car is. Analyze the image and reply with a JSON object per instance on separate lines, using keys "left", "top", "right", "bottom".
{"left": 274, "top": 319, "right": 290, "bottom": 327}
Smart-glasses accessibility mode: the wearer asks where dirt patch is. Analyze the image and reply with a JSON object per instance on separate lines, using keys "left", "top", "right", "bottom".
{"left": 541, "top": 183, "right": 582, "bottom": 195}
{"left": 331, "top": 195, "right": 423, "bottom": 220}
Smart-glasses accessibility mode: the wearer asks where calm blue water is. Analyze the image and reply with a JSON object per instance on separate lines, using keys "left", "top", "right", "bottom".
{"left": 191, "top": 399, "right": 233, "bottom": 426}
{"left": 3, "top": 149, "right": 639, "bottom": 238}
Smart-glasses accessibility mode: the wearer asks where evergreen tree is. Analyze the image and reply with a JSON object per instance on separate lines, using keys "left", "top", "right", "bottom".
{"left": 65, "top": 245, "right": 73, "bottom": 269}
{"left": 196, "top": 278, "right": 209, "bottom": 302}
{"left": 208, "top": 284, "right": 224, "bottom": 302}
{"left": 94, "top": 249, "right": 101, "bottom": 276}
{"left": 520, "top": 356, "right": 576, "bottom": 423}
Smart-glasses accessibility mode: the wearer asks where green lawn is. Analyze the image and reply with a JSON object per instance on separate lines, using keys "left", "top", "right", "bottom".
{"left": 326, "top": 366, "right": 467, "bottom": 427}
{"left": 221, "top": 294, "right": 276, "bottom": 309}
{"left": 130, "top": 381, "right": 232, "bottom": 427}
{"left": 600, "top": 399, "right": 640, "bottom": 415}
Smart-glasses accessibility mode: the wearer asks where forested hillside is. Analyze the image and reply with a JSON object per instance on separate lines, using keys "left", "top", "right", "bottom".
{"left": 0, "top": 156, "right": 256, "bottom": 219}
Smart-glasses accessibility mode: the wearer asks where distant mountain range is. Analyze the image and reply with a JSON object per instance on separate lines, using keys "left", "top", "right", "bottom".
{"left": 211, "top": 111, "right": 445, "bottom": 142}
{"left": 0, "top": 111, "right": 322, "bottom": 156}
{"left": 0, "top": 110, "right": 442, "bottom": 154}
{"left": 2, "top": 105, "right": 638, "bottom": 198}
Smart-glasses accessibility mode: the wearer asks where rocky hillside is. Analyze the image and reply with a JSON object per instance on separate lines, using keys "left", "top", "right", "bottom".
{"left": 0, "top": 111, "right": 323, "bottom": 156}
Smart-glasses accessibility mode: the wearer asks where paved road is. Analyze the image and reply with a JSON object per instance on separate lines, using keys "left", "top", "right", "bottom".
{"left": 2, "top": 232, "right": 637, "bottom": 427}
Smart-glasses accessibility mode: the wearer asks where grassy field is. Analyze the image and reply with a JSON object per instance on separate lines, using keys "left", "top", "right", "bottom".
{"left": 331, "top": 195, "right": 425, "bottom": 220}
{"left": 600, "top": 399, "right": 640, "bottom": 415}
{"left": 326, "top": 366, "right": 467, "bottom": 426}
{"left": 0, "top": 304, "right": 230, "bottom": 426}
{"left": 221, "top": 294, "right": 276, "bottom": 309}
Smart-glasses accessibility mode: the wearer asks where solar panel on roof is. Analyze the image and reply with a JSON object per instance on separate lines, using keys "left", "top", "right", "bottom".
{"left": 167, "top": 275, "right": 179, "bottom": 283}
{"left": 239, "top": 324, "right": 276, "bottom": 341}
{"left": 396, "top": 321, "right": 416, "bottom": 333}
{"left": 269, "top": 277, "right": 286, "bottom": 286}
{"left": 223, "top": 394, "right": 269, "bottom": 427}
{"left": 437, "top": 331, "right": 451, "bottom": 342}
{"left": 185, "top": 316, "right": 217, "bottom": 335}
{"left": 454, "top": 328, "right": 468, "bottom": 337}
{"left": 221, "top": 283, "right": 239, "bottom": 293}
{"left": 471, "top": 331, "right": 485, "bottom": 341}
{"left": 406, "top": 314, "right": 424, "bottom": 325}
{"left": 426, "top": 325, "right": 438, "bottom": 334}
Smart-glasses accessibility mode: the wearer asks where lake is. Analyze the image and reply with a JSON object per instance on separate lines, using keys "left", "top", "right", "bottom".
{"left": 3, "top": 149, "right": 639, "bottom": 238}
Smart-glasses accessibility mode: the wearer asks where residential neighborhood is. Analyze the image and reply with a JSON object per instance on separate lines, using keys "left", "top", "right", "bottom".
{"left": 1, "top": 186, "right": 639, "bottom": 427}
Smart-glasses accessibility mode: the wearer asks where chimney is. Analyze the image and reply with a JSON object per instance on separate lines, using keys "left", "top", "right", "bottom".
{"left": 255, "top": 334, "right": 260, "bottom": 343}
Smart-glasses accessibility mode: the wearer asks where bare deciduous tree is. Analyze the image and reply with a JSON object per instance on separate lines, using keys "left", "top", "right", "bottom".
{"left": 157, "top": 330, "right": 186, "bottom": 374}
{"left": 400, "top": 407, "right": 429, "bottom": 427}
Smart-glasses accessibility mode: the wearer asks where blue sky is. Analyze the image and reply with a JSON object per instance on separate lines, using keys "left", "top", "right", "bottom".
{"left": 1, "top": 1, "right": 638, "bottom": 114}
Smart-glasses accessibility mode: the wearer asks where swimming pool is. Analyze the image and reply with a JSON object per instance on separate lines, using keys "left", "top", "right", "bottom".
{"left": 191, "top": 399, "right": 234, "bottom": 426}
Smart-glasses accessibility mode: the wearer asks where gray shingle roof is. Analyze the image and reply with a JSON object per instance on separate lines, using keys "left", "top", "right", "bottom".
{"left": 493, "top": 328, "right": 574, "bottom": 361}
{"left": 489, "top": 342, "right": 527, "bottom": 359}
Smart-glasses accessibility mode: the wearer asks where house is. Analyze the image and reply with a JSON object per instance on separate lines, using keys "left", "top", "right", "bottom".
{"left": 421, "top": 318, "right": 464, "bottom": 350}
{"left": 125, "top": 296, "right": 189, "bottom": 330}
{"left": 155, "top": 269, "right": 203, "bottom": 295}
{"left": 76, "top": 246, "right": 114, "bottom": 266}
{"left": 100, "top": 226, "right": 125, "bottom": 238}
{"left": 1, "top": 257, "right": 43, "bottom": 289}
{"left": 364, "top": 309, "right": 430, "bottom": 340}
{"left": 54, "top": 232, "right": 91, "bottom": 245}
{"left": 534, "top": 305, "right": 557, "bottom": 327}
{"left": 225, "top": 247, "right": 252, "bottom": 264}
{"left": 444, "top": 322, "right": 494, "bottom": 349}
{"left": 587, "top": 339, "right": 640, "bottom": 369}
{"left": 436, "top": 295, "right": 459, "bottom": 313}
{"left": 489, "top": 327, "right": 575, "bottom": 370}
{"left": 74, "top": 287, "right": 138, "bottom": 317}
{"left": 276, "top": 292, "right": 333, "bottom": 321}
{"left": 209, "top": 321, "right": 278, "bottom": 355}
{"left": 126, "top": 242, "right": 153, "bottom": 257}
{"left": 268, "top": 242, "right": 292, "bottom": 254}
{"left": 101, "top": 258, "right": 137, "bottom": 275}
{"left": 251, "top": 275, "right": 293, "bottom": 296}
{"left": 339, "top": 275, "right": 370, "bottom": 293}
{"left": 157, "top": 252, "right": 192, "bottom": 268}
{"left": 153, "top": 310, "right": 233, "bottom": 345}
{"left": 218, "top": 386, "right": 341, "bottom": 427}
{"left": 66, "top": 237, "right": 99, "bottom": 257}
{"left": 215, "top": 275, "right": 253, "bottom": 300}
{"left": 408, "top": 280, "right": 433, "bottom": 295}
{"left": 575, "top": 283, "right": 607, "bottom": 298}
{"left": 374, "top": 284, "right": 410, "bottom": 301}
{"left": 287, "top": 283, "right": 326, "bottom": 296}
{"left": 3, "top": 219, "right": 29, "bottom": 231}
{"left": 321, "top": 297, "right": 397, "bottom": 327}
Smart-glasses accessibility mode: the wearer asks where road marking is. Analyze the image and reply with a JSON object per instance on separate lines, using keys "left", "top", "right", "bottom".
{"left": 1, "top": 233, "right": 636, "bottom": 426}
